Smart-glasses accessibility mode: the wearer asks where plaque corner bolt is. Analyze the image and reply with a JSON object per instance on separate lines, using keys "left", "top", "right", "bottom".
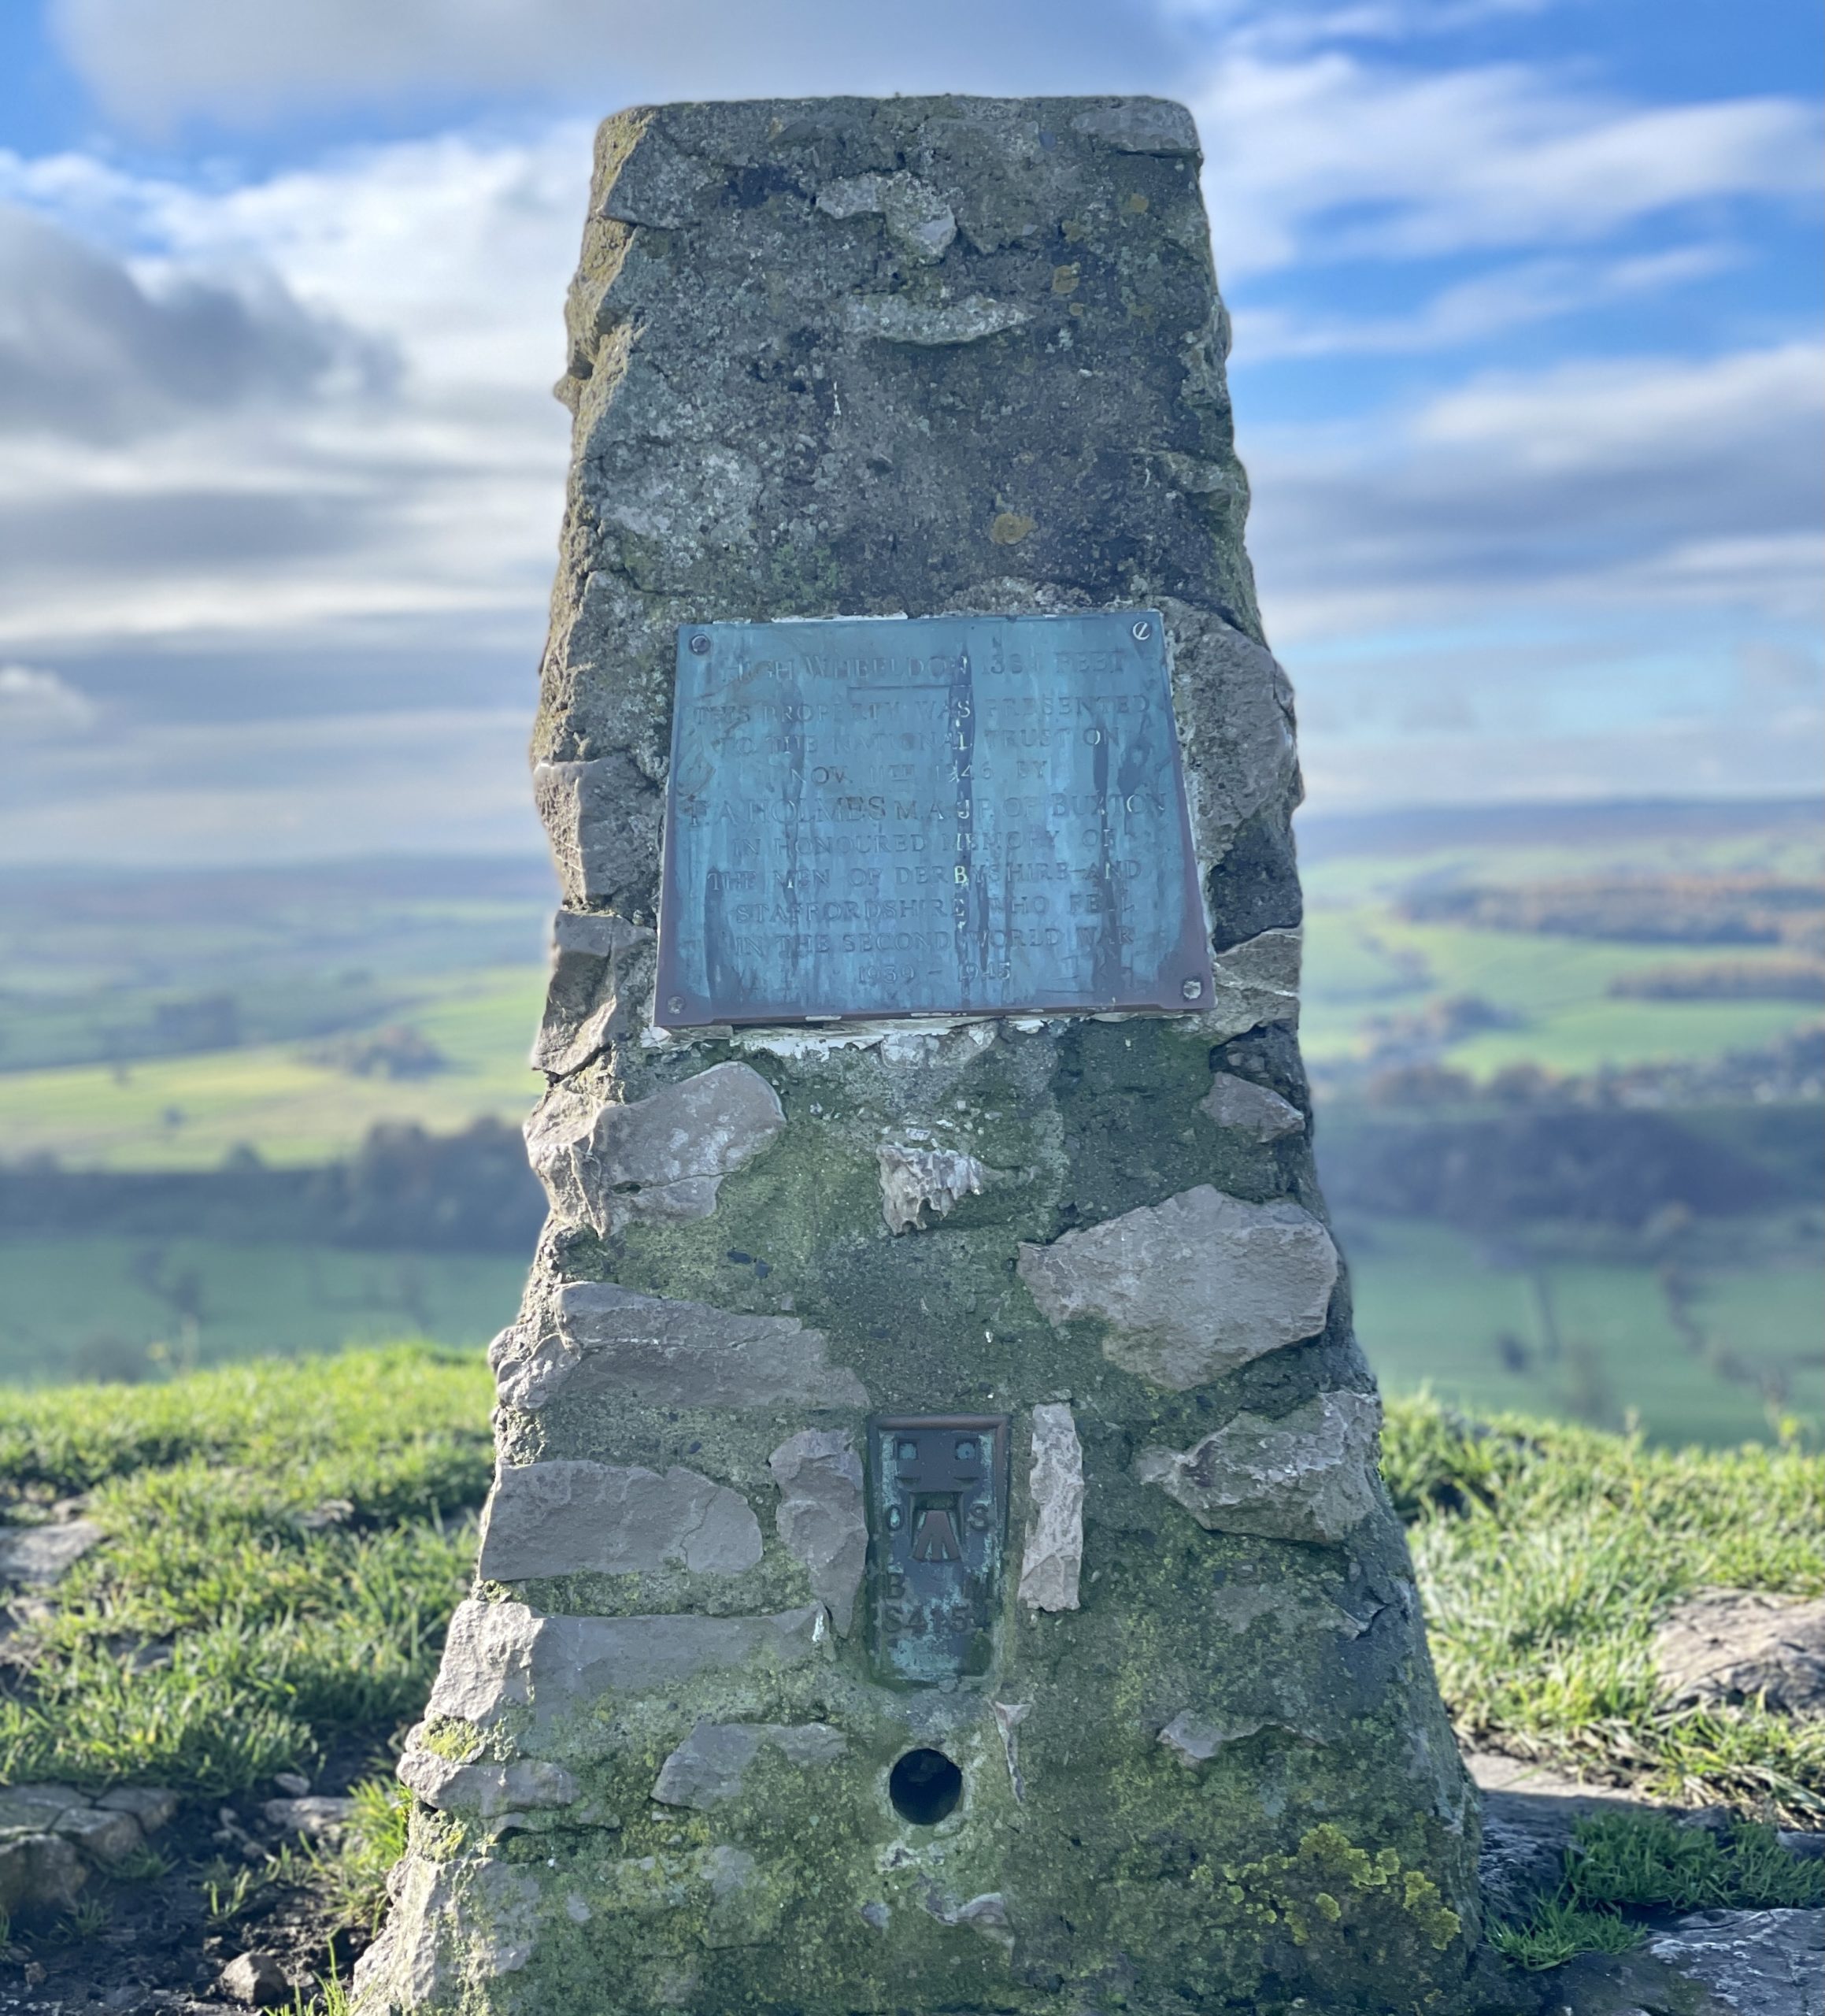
{"left": 665, "top": 994, "right": 687, "bottom": 1017}
{"left": 1181, "top": 977, "right": 1204, "bottom": 1000}
{"left": 687, "top": 632, "right": 712, "bottom": 655}
{"left": 1131, "top": 619, "right": 1153, "bottom": 642}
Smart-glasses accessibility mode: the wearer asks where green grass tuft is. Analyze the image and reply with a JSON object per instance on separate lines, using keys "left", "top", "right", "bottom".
{"left": 1490, "top": 1808, "right": 1823, "bottom": 1967}
{"left": 1489, "top": 1896, "right": 1645, "bottom": 1970}
{"left": 312, "top": 1775, "right": 413, "bottom": 1934}
{"left": 1570, "top": 1810, "right": 1824, "bottom": 1913}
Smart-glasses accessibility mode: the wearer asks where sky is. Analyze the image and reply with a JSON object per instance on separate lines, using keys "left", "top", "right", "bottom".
{"left": 0, "top": 0, "right": 1819, "bottom": 866}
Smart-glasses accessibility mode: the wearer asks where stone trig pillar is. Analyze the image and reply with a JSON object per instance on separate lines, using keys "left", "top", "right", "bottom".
{"left": 357, "top": 95, "right": 1479, "bottom": 2016}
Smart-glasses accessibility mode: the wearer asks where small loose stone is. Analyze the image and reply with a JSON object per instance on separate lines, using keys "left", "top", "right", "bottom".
{"left": 218, "top": 1951, "right": 291, "bottom": 2007}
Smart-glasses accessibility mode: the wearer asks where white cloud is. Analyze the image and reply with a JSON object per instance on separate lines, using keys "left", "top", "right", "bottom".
{"left": 1245, "top": 343, "right": 1825, "bottom": 643}
{"left": 5, "top": 8, "right": 1820, "bottom": 848}
{"left": 0, "top": 663, "right": 98, "bottom": 734}
{"left": 1235, "top": 246, "right": 1733, "bottom": 359}
{"left": 1297, "top": 707, "right": 1825, "bottom": 812}
{"left": 0, "top": 130, "right": 584, "bottom": 654}
{"left": 0, "top": 706, "right": 543, "bottom": 865}
{"left": 1193, "top": 50, "right": 1819, "bottom": 277}
{"left": 50, "top": 0, "right": 1180, "bottom": 128}
{"left": 0, "top": 202, "right": 386, "bottom": 439}
{"left": 1414, "top": 342, "right": 1825, "bottom": 474}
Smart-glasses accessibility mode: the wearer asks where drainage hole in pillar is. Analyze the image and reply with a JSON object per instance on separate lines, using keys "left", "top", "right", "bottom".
{"left": 889, "top": 1747, "right": 963, "bottom": 1826}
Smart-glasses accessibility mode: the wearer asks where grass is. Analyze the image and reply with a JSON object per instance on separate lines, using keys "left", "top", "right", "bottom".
{"left": 1385, "top": 1396, "right": 1825, "bottom": 1822}
{"left": 0, "top": 1347, "right": 493, "bottom": 1792}
{"left": 0, "top": 1235, "right": 528, "bottom": 1385}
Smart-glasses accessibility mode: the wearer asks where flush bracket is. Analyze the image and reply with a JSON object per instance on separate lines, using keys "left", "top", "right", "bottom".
{"left": 868, "top": 1414, "right": 1008, "bottom": 1688}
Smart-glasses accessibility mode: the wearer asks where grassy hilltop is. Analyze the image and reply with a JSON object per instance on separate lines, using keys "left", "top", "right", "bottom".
{"left": 0, "top": 1347, "right": 1816, "bottom": 2006}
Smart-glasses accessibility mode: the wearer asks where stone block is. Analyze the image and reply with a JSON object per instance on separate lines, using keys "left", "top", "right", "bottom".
{"left": 768, "top": 1430, "right": 866, "bottom": 1634}
{"left": 532, "top": 754, "right": 661, "bottom": 917}
{"left": 531, "top": 910, "right": 657, "bottom": 1077}
{"left": 650, "top": 1720, "right": 846, "bottom": 1810}
{"left": 922, "top": 1889, "right": 1014, "bottom": 1949}
{"left": 494, "top": 1281, "right": 868, "bottom": 1413}
{"left": 1201, "top": 1071, "right": 1304, "bottom": 1141}
{"left": 1136, "top": 1390, "right": 1382, "bottom": 1543}
{"left": 1069, "top": 98, "right": 1200, "bottom": 153}
{"left": 0, "top": 1785, "right": 85, "bottom": 1832}
{"left": 1158, "top": 1712, "right": 1272, "bottom": 1767}
{"left": 816, "top": 173, "right": 957, "bottom": 263}
{"left": 478, "top": 1458, "right": 763, "bottom": 1582}
{"left": 1166, "top": 611, "right": 1301, "bottom": 869}
{"left": 525, "top": 1060, "right": 784, "bottom": 1236}
{"left": 50, "top": 1802, "right": 145, "bottom": 1866}
{"left": 424, "top": 1599, "right": 827, "bottom": 1733}
{"left": 1019, "top": 1185, "right": 1339, "bottom": 1390}
{"left": 1016, "top": 1403, "right": 1084, "bottom": 1613}
{"left": 264, "top": 1796, "right": 356, "bottom": 1839}
{"left": 96, "top": 1785, "right": 180, "bottom": 1833}
{"left": 219, "top": 1951, "right": 291, "bottom": 2007}
{"left": 1202, "top": 928, "right": 1303, "bottom": 1039}
{"left": 398, "top": 1744, "right": 579, "bottom": 1822}
{"left": 0, "top": 1832, "right": 85, "bottom": 1918}
{"left": 1646, "top": 1908, "right": 1823, "bottom": 2016}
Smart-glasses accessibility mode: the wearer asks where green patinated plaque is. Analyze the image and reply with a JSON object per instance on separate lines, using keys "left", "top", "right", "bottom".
{"left": 656, "top": 611, "right": 1211, "bottom": 1026}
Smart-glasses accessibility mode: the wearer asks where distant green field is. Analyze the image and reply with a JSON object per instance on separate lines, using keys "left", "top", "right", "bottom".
{"left": 1348, "top": 1216, "right": 1823, "bottom": 1447}
{"left": 1301, "top": 908, "right": 1816, "bottom": 1079}
{"left": 0, "top": 825, "right": 1816, "bottom": 1435}
{"left": 0, "top": 967, "right": 546, "bottom": 1169}
{"left": 1299, "top": 808, "right": 1822, "bottom": 1084}
{"left": 0, "top": 1235, "right": 525, "bottom": 1384}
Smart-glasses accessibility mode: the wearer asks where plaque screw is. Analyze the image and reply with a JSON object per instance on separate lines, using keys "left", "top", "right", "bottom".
{"left": 688, "top": 633, "right": 711, "bottom": 655}
{"left": 1182, "top": 977, "right": 1203, "bottom": 1000}
{"left": 666, "top": 995, "right": 685, "bottom": 1016}
{"left": 1131, "top": 618, "right": 1153, "bottom": 641}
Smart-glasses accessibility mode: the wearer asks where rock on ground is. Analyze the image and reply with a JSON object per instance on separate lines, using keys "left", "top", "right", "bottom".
{"left": 219, "top": 1950, "right": 292, "bottom": 2006}
{"left": 0, "top": 1831, "right": 86, "bottom": 1918}
{"left": 0, "top": 1781, "right": 180, "bottom": 1899}
{"left": 1647, "top": 1909, "right": 1823, "bottom": 2016}
{"left": 262, "top": 1796, "right": 356, "bottom": 1839}
{"left": 0, "top": 1518, "right": 103, "bottom": 1584}
{"left": 1654, "top": 1589, "right": 1825, "bottom": 1710}
{"left": 1467, "top": 1750, "right": 1825, "bottom": 2015}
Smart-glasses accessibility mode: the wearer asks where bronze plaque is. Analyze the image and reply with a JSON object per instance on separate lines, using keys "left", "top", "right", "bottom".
{"left": 655, "top": 611, "right": 1210, "bottom": 1025}
{"left": 868, "top": 1414, "right": 1009, "bottom": 1688}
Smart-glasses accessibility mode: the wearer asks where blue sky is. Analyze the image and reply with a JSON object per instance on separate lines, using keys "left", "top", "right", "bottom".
{"left": 0, "top": 0, "right": 1819, "bottom": 864}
